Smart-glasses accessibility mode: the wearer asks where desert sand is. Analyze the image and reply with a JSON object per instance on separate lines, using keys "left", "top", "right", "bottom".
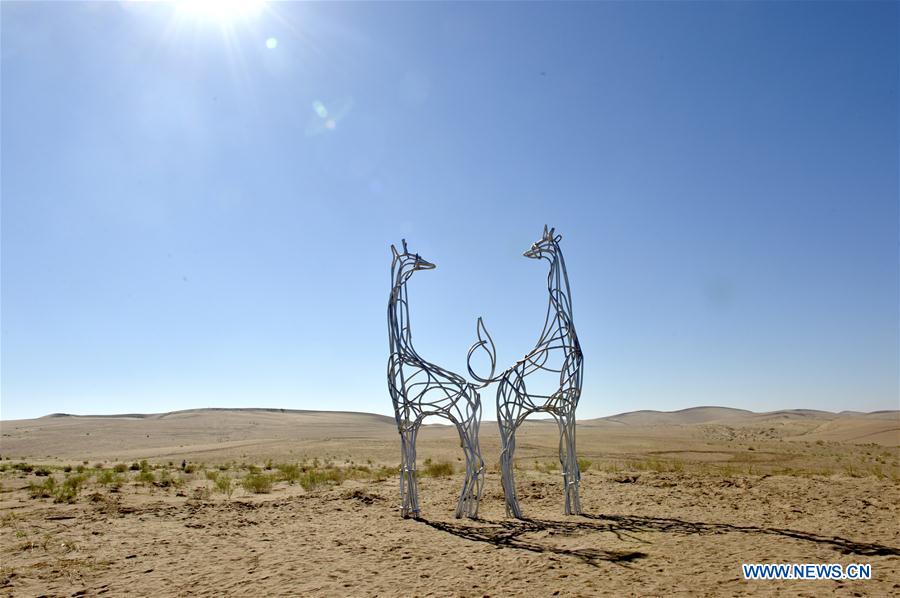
{"left": 1, "top": 407, "right": 898, "bottom": 596}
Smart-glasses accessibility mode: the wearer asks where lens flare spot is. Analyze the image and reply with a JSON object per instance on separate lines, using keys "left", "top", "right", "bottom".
{"left": 266, "top": 37, "right": 278, "bottom": 49}
{"left": 325, "top": 119, "right": 336, "bottom": 130}
{"left": 312, "top": 101, "right": 328, "bottom": 119}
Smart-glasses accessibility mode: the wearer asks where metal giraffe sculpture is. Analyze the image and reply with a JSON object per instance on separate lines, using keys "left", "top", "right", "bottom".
{"left": 387, "top": 240, "right": 485, "bottom": 519}
{"left": 469, "top": 226, "right": 584, "bottom": 518}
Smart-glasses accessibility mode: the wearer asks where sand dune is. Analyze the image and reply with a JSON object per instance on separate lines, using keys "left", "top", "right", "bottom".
{"left": 3, "top": 407, "right": 896, "bottom": 465}
{"left": 14, "top": 405, "right": 898, "bottom": 427}
{"left": 597, "top": 406, "right": 757, "bottom": 426}
{"left": 1, "top": 406, "right": 898, "bottom": 595}
{"left": 786, "top": 418, "right": 900, "bottom": 445}
{"left": 44, "top": 408, "right": 397, "bottom": 425}
{"left": 596, "top": 406, "right": 899, "bottom": 428}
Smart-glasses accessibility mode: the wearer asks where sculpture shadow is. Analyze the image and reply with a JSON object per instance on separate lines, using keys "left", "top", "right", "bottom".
{"left": 580, "top": 513, "right": 900, "bottom": 557}
{"left": 417, "top": 517, "right": 648, "bottom": 567}
{"left": 418, "top": 512, "right": 899, "bottom": 567}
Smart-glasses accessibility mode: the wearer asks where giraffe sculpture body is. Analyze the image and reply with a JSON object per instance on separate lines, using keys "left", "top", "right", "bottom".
{"left": 387, "top": 240, "right": 485, "bottom": 519}
{"left": 469, "top": 226, "right": 584, "bottom": 518}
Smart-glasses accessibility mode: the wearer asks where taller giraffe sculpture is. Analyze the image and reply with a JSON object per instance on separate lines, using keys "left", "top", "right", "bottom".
{"left": 387, "top": 240, "right": 485, "bottom": 519}
{"left": 469, "top": 226, "right": 584, "bottom": 518}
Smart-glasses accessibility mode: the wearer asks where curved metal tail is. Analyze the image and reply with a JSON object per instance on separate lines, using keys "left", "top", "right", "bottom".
{"left": 467, "top": 317, "right": 499, "bottom": 386}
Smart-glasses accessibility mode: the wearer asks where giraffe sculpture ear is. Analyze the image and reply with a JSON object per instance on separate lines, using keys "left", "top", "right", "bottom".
{"left": 391, "top": 244, "right": 399, "bottom": 258}
{"left": 554, "top": 233, "right": 562, "bottom": 243}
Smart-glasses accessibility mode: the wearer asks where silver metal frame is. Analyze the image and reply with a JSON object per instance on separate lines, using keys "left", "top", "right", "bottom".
{"left": 469, "top": 226, "right": 584, "bottom": 518}
{"left": 387, "top": 240, "right": 485, "bottom": 519}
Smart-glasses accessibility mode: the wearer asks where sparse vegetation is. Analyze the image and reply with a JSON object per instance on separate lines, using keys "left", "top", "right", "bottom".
{"left": 214, "top": 475, "right": 233, "bottom": 498}
{"left": 844, "top": 463, "right": 861, "bottom": 478}
{"left": 368, "top": 465, "right": 397, "bottom": 482}
{"left": 242, "top": 473, "right": 274, "bottom": 494}
{"left": 535, "top": 460, "right": 559, "bottom": 474}
{"left": 421, "top": 458, "right": 454, "bottom": 477}
{"left": 298, "top": 467, "right": 343, "bottom": 491}
{"left": 28, "top": 476, "right": 56, "bottom": 499}
{"left": 600, "top": 461, "right": 622, "bottom": 473}
{"left": 276, "top": 463, "right": 301, "bottom": 484}
{"left": 157, "top": 470, "right": 183, "bottom": 488}
{"left": 625, "top": 458, "right": 685, "bottom": 474}
{"left": 137, "top": 469, "right": 155, "bottom": 485}
{"left": 96, "top": 469, "right": 122, "bottom": 489}
{"left": 54, "top": 474, "right": 86, "bottom": 503}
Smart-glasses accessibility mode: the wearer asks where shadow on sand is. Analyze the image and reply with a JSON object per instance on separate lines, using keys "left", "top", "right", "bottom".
{"left": 418, "top": 516, "right": 648, "bottom": 567}
{"left": 417, "top": 512, "right": 900, "bottom": 567}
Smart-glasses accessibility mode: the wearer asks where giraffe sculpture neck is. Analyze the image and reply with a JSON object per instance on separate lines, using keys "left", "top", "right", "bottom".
{"left": 539, "top": 244, "right": 576, "bottom": 346}
{"left": 389, "top": 262, "right": 417, "bottom": 359}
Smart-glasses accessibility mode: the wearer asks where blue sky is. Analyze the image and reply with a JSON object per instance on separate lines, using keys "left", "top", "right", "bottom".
{"left": 2, "top": 1, "right": 897, "bottom": 421}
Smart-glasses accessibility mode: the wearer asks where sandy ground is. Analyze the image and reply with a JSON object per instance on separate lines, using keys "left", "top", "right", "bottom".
{"left": 1, "top": 408, "right": 898, "bottom": 596}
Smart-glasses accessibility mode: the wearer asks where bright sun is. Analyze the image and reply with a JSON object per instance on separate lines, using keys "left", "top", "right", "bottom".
{"left": 174, "top": 0, "right": 266, "bottom": 25}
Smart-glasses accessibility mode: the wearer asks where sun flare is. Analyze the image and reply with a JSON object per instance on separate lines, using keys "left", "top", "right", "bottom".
{"left": 174, "top": 0, "right": 265, "bottom": 25}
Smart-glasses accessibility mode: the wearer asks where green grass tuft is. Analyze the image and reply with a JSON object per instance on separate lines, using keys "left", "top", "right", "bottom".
{"left": 136, "top": 470, "right": 156, "bottom": 485}
{"left": 421, "top": 458, "right": 454, "bottom": 477}
{"left": 96, "top": 469, "right": 122, "bottom": 489}
{"left": 214, "top": 475, "right": 233, "bottom": 497}
{"left": 276, "top": 463, "right": 301, "bottom": 484}
{"left": 28, "top": 476, "right": 56, "bottom": 499}
{"left": 242, "top": 473, "right": 274, "bottom": 494}
{"left": 54, "top": 474, "right": 86, "bottom": 503}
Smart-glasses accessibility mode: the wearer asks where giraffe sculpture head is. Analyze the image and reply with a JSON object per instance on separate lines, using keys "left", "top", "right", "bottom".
{"left": 523, "top": 224, "right": 562, "bottom": 260}
{"left": 391, "top": 239, "right": 435, "bottom": 283}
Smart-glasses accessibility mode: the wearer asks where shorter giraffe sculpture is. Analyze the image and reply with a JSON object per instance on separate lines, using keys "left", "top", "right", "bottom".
{"left": 469, "top": 226, "right": 584, "bottom": 518}
{"left": 387, "top": 240, "right": 485, "bottom": 519}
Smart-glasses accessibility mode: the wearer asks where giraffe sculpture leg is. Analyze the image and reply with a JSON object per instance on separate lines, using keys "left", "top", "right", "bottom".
{"left": 467, "top": 426, "right": 486, "bottom": 518}
{"left": 497, "top": 391, "right": 524, "bottom": 518}
{"left": 398, "top": 421, "right": 421, "bottom": 519}
{"left": 498, "top": 420, "right": 522, "bottom": 518}
{"left": 454, "top": 406, "right": 485, "bottom": 519}
{"left": 398, "top": 404, "right": 484, "bottom": 520}
{"left": 556, "top": 411, "right": 582, "bottom": 515}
